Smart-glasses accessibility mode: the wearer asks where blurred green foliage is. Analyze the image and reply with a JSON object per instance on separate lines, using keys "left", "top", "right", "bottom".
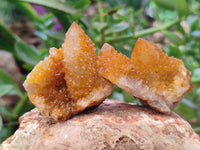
{"left": 0, "top": 0, "right": 200, "bottom": 143}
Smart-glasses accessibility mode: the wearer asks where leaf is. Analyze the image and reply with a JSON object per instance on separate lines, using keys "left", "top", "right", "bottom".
{"left": 192, "top": 78, "right": 200, "bottom": 84}
{"left": 105, "top": 23, "right": 129, "bottom": 35}
{"left": 14, "top": 0, "right": 88, "bottom": 28}
{"left": 15, "top": 41, "right": 42, "bottom": 65}
{"left": 119, "top": 47, "right": 132, "bottom": 58}
{"left": 22, "top": 64, "right": 34, "bottom": 71}
{"left": 177, "top": 24, "right": 186, "bottom": 35}
{"left": 194, "top": 127, "right": 200, "bottom": 133}
{"left": 134, "top": 8, "right": 144, "bottom": 18}
{"left": 44, "top": 30, "right": 65, "bottom": 41}
{"left": 163, "top": 31, "right": 184, "bottom": 46}
{"left": 155, "top": 7, "right": 165, "bottom": 23}
{"left": 51, "top": 9, "right": 72, "bottom": 32}
{"left": 193, "top": 68, "right": 200, "bottom": 79}
{"left": 182, "top": 98, "right": 198, "bottom": 110}
{"left": 154, "top": 0, "right": 174, "bottom": 10}
{"left": 110, "top": 92, "right": 124, "bottom": 101}
{"left": 74, "top": 0, "right": 90, "bottom": 10}
{"left": 14, "top": 0, "right": 76, "bottom": 15}
{"left": 0, "top": 104, "right": 17, "bottom": 119}
{"left": 0, "top": 69, "right": 22, "bottom": 97}
{"left": 174, "top": 0, "right": 189, "bottom": 18}
{"left": 13, "top": 1, "right": 42, "bottom": 23}
{"left": 122, "top": 90, "right": 133, "bottom": 103}
{"left": 154, "top": 0, "right": 189, "bottom": 18}
{"left": 0, "top": 85, "right": 13, "bottom": 97}
{"left": 184, "top": 56, "right": 199, "bottom": 73}
{"left": 34, "top": 31, "right": 48, "bottom": 40}
{"left": 72, "top": 13, "right": 84, "bottom": 20}
{"left": 0, "top": 127, "right": 7, "bottom": 143}
{"left": 44, "top": 18, "right": 55, "bottom": 29}
{"left": 115, "top": 13, "right": 128, "bottom": 23}
{"left": 168, "top": 45, "right": 182, "bottom": 58}
{"left": 192, "top": 68, "right": 200, "bottom": 83}
{"left": 43, "top": 30, "right": 65, "bottom": 41}
{"left": 107, "top": 5, "right": 124, "bottom": 15}
{"left": 0, "top": 116, "right": 2, "bottom": 131}
{"left": 190, "top": 17, "right": 199, "bottom": 32}
{"left": 0, "top": 23, "right": 16, "bottom": 53}
{"left": 92, "top": 22, "right": 108, "bottom": 32}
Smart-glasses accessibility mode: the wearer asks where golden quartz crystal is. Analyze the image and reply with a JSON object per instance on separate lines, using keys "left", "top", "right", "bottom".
{"left": 24, "top": 22, "right": 114, "bottom": 121}
{"left": 97, "top": 39, "right": 192, "bottom": 113}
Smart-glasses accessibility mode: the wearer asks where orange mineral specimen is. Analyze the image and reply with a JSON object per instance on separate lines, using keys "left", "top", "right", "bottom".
{"left": 24, "top": 22, "right": 113, "bottom": 121}
{"left": 97, "top": 39, "right": 192, "bottom": 113}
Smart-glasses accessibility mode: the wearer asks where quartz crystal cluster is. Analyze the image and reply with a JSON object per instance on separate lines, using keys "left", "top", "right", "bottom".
{"left": 24, "top": 22, "right": 114, "bottom": 121}
{"left": 97, "top": 39, "right": 192, "bottom": 113}
{"left": 24, "top": 22, "right": 192, "bottom": 121}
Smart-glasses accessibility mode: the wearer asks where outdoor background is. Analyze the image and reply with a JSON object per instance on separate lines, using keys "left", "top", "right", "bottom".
{"left": 0, "top": 0, "right": 200, "bottom": 143}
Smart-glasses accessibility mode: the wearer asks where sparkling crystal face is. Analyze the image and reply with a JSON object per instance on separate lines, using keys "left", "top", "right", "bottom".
{"left": 24, "top": 22, "right": 113, "bottom": 121}
{"left": 98, "top": 39, "right": 192, "bottom": 113}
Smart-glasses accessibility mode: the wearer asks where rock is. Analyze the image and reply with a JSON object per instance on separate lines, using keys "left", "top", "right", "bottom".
{"left": 1, "top": 99, "right": 200, "bottom": 150}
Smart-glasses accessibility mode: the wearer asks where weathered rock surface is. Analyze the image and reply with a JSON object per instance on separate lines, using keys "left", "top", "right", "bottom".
{"left": 1, "top": 99, "right": 200, "bottom": 150}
